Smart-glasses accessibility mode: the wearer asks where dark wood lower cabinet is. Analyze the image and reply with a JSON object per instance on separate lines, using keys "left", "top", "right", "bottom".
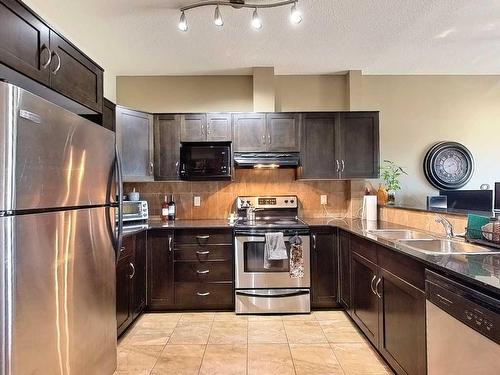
{"left": 116, "top": 252, "right": 133, "bottom": 334}
{"left": 147, "top": 229, "right": 175, "bottom": 310}
{"left": 338, "top": 230, "right": 351, "bottom": 309}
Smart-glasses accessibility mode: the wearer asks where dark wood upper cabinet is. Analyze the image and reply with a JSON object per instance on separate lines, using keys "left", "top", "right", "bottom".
{"left": 338, "top": 112, "right": 379, "bottom": 178}
{"left": 266, "top": 113, "right": 299, "bottom": 152}
{"left": 102, "top": 98, "right": 116, "bottom": 132}
{"left": 180, "top": 113, "right": 207, "bottom": 142}
{"left": 147, "top": 230, "right": 175, "bottom": 310}
{"left": 233, "top": 113, "right": 267, "bottom": 152}
{"left": 154, "top": 114, "right": 181, "bottom": 181}
{"left": 207, "top": 113, "right": 231, "bottom": 141}
{"left": 299, "top": 113, "right": 337, "bottom": 179}
{"left": 310, "top": 227, "right": 339, "bottom": 309}
{"left": 0, "top": 0, "right": 50, "bottom": 85}
{"left": 338, "top": 230, "right": 351, "bottom": 310}
{"left": 116, "top": 106, "right": 154, "bottom": 182}
{"left": 48, "top": 31, "right": 103, "bottom": 113}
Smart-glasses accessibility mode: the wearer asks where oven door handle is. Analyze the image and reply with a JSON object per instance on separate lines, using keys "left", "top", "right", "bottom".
{"left": 235, "top": 290, "right": 310, "bottom": 298}
{"left": 235, "top": 232, "right": 310, "bottom": 237}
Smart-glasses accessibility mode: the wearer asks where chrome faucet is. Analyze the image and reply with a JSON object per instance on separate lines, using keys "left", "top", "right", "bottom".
{"left": 435, "top": 215, "right": 455, "bottom": 238}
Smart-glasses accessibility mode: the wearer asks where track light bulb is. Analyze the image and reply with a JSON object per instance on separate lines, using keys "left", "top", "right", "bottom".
{"left": 178, "top": 11, "right": 188, "bottom": 31}
{"left": 290, "top": 2, "right": 302, "bottom": 24}
{"left": 251, "top": 8, "right": 262, "bottom": 29}
{"left": 214, "top": 5, "right": 224, "bottom": 27}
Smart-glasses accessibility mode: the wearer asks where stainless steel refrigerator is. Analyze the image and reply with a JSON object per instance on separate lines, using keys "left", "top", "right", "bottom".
{"left": 0, "top": 81, "right": 122, "bottom": 374}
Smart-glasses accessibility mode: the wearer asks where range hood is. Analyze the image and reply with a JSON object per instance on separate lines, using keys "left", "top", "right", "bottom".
{"left": 234, "top": 152, "right": 300, "bottom": 168}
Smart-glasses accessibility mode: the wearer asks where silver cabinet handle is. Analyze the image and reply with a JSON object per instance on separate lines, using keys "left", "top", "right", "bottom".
{"left": 267, "top": 134, "right": 271, "bottom": 144}
{"left": 197, "top": 269, "right": 210, "bottom": 274}
{"left": 370, "top": 274, "right": 377, "bottom": 295}
{"left": 168, "top": 236, "right": 173, "bottom": 252}
{"left": 261, "top": 134, "right": 266, "bottom": 145}
{"left": 196, "top": 235, "right": 210, "bottom": 240}
{"left": 176, "top": 161, "right": 180, "bottom": 177}
{"left": 375, "top": 277, "right": 382, "bottom": 299}
{"left": 206, "top": 123, "right": 211, "bottom": 136}
{"left": 40, "top": 44, "right": 52, "bottom": 69}
{"left": 120, "top": 246, "right": 125, "bottom": 254}
{"left": 149, "top": 162, "right": 154, "bottom": 175}
{"left": 51, "top": 51, "right": 61, "bottom": 74}
{"left": 129, "top": 262, "right": 136, "bottom": 279}
{"left": 196, "top": 250, "right": 210, "bottom": 256}
{"left": 335, "top": 160, "right": 340, "bottom": 173}
{"left": 312, "top": 234, "right": 317, "bottom": 250}
{"left": 197, "top": 291, "right": 210, "bottom": 296}
{"left": 341, "top": 160, "right": 345, "bottom": 172}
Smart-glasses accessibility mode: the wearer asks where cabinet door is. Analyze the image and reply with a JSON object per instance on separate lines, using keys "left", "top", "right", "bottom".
{"left": 154, "top": 114, "right": 181, "bottom": 181}
{"left": 378, "top": 268, "right": 426, "bottom": 375}
{"left": 102, "top": 98, "right": 116, "bottom": 132}
{"left": 299, "top": 113, "right": 338, "bottom": 179}
{"left": 266, "top": 113, "right": 300, "bottom": 152}
{"left": 147, "top": 230, "right": 175, "bottom": 310}
{"left": 351, "top": 252, "right": 379, "bottom": 346}
{"left": 207, "top": 113, "right": 231, "bottom": 141}
{"left": 116, "top": 106, "right": 154, "bottom": 182}
{"left": 310, "top": 228, "right": 339, "bottom": 308}
{"left": 116, "top": 254, "right": 133, "bottom": 335}
{"left": 338, "top": 112, "right": 379, "bottom": 178}
{"left": 180, "top": 113, "right": 206, "bottom": 142}
{"left": 48, "top": 31, "right": 103, "bottom": 113}
{"left": 339, "top": 230, "right": 351, "bottom": 310}
{"left": 0, "top": 0, "right": 50, "bottom": 85}
{"left": 232, "top": 113, "right": 267, "bottom": 152}
{"left": 132, "top": 231, "right": 147, "bottom": 318}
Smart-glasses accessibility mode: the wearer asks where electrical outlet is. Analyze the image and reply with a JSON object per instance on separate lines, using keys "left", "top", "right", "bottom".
{"left": 320, "top": 195, "right": 328, "bottom": 205}
{"left": 194, "top": 196, "right": 201, "bottom": 207}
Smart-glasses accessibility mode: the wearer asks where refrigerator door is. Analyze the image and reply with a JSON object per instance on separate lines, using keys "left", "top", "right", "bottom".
{"left": 2, "top": 81, "right": 116, "bottom": 211}
{"left": 1, "top": 216, "right": 13, "bottom": 375}
{"left": 0, "top": 83, "right": 15, "bottom": 213}
{"left": 9, "top": 207, "right": 117, "bottom": 375}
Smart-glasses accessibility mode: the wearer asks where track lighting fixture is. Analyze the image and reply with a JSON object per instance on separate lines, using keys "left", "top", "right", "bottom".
{"left": 177, "top": 0, "right": 303, "bottom": 32}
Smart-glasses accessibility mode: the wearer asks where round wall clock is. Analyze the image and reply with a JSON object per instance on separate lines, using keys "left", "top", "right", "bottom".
{"left": 423, "top": 141, "right": 475, "bottom": 190}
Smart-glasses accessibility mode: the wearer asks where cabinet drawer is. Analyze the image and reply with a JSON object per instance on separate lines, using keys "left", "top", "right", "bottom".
{"left": 174, "top": 282, "right": 233, "bottom": 309}
{"left": 174, "top": 229, "right": 232, "bottom": 245}
{"left": 174, "top": 244, "right": 232, "bottom": 261}
{"left": 350, "top": 236, "right": 377, "bottom": 263}
{"left": 174, "top": 261, "right": 232, "bottom": 282}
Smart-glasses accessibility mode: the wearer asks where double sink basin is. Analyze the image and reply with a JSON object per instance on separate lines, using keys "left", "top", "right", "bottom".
{"left": 366, "top": 229, "right": 499, "bottom": 256}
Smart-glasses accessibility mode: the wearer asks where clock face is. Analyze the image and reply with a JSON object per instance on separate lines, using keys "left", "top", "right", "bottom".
{"left": 424, "top": 142, "right": 474, "bottom": 190}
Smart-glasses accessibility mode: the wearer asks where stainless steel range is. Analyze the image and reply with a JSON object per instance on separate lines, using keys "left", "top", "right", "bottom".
{"left": 234, "top": 196, "right": 311, "bottom": 314}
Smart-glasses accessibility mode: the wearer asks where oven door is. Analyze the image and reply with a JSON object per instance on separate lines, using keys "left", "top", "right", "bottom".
{"left": 234, "top": 234, "right": 310, "bottom": 289}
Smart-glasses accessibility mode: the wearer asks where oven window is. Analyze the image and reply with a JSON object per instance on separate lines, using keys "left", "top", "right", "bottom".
{"left": 123, "top": 203, "right": 141, "bottom": 215}
{"left": 243, "top": 241, "right": 291, "bottom": 272}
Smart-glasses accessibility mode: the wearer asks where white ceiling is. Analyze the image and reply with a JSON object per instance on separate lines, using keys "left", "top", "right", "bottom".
{"left": 24, "top": 0, "right": 500, "bottom": 76}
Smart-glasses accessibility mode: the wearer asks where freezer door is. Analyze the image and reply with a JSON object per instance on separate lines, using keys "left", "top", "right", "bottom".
{"left": 8, "top": 81, "right": 116, "bottom": 210}
{"left": 10, "top": 207, "right": 117, "bottom": 375}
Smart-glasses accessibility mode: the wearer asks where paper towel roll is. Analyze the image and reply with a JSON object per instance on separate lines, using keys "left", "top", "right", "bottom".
{"left": 362, "top": 195, "right": 378, "bottom": 221}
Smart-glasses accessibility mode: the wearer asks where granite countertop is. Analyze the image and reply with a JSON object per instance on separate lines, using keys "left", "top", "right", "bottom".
{"left": 122, "top": 218, "right": 234, "bottom": 236}
{"left": 380, "top": 203, "right": 495, "bottom": 218}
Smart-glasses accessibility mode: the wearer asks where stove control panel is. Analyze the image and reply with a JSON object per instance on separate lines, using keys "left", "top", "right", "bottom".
{"left": 237, "top": 196, "right": 298, "bottom": 209}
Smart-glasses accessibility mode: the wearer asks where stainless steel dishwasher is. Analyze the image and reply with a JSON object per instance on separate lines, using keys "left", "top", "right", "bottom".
{"left": 426, "top": 270, "right": 500, "bottom": 374}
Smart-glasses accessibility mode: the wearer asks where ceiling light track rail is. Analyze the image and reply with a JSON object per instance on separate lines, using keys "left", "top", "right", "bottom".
{"left": 180, "top": 0, "right": 296, "bottom": 12}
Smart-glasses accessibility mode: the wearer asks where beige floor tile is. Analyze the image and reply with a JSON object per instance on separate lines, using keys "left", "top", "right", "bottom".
{"left": 138, "top": 313, "right": 182, "bottom": 324}
{"left": 319, "top": 320, "right": 365, "bottom": 343}
{"left": 331, "top": 342, "right": 391, "bottom": 375}
{"left": 248, "top": 320, "right": 288, "bottom": 344}
{"left": 290, "top": 343, "right": 345, "bottom": 375}
{"left": 116, "top": 345, "right": 163, "bottom": 373}
{"left": 208, "top": 320, "right": 248, "bottom": 344}
{"left": 199, "top": 344, "right": 247, "bottom": 375}
{"left": 179, "top": 312, "right": 216, "bottom": 322}
{"left": 313, "top": 311, "right": 350, "bottom": 322}
{"left": 282, "top": 313, "right": 316, "bottom": 321}
{"left": 122, "top": 330, "right": 170, "bottom": 346}
{"left": 114, "top": 371, "right": 152, "bottom": 375}
{"left": 169, "top": 321, "right": 212, "bottom": 344}
{"left": 151, "top": 344, "right": 205, "bottom": 375}
{"left": 213, "top": 312, "right": 248, "bottom": 321}
{"left": 248, "top": 343, "right": 295, "bottom": 375}
{"left": 284, "top": 321, "right": 328, "bottom": 344}
{"left": 247, "top": 314, "right": 283, "bottom": 321}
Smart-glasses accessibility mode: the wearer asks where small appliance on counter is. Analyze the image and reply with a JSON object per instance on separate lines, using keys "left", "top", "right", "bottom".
{"left": 234, "top": 195, "right": 311, "bottom": 314}
{"left": 120, "top": 200, "right": 149, "bottom": 222}
{"left": 495, "top": 182, "right": 500, "bottom": 215}
{"left": 180, "top": 142, "right": 232, "bottom": 180}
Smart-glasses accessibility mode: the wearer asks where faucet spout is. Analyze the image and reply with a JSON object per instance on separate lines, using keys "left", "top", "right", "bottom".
{"left": 435, "top": 214, "right": 455, "bottom": 239}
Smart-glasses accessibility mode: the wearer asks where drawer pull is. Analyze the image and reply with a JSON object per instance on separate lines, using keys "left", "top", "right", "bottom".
{"left": 196, "top": 250, "right": 210, "bottom": 256}
{"left": 197, "top": 235, "right": 210, "bottom": 240}
{"left": 197, "top": 291, "right": 210, "bottom": 296}
{"left": 197, "top": 269, "right": 210, "bottom": 274}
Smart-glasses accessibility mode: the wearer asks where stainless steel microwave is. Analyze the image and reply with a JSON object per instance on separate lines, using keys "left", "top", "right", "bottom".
{"left": 119, "top": 200, "right": 149, "bottom": 222}
{"left": 180, "top": 142, "right": 232, "bottom": 181}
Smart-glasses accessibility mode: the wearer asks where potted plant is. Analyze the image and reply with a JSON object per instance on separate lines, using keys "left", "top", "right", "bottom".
{"left": 380, "top": 160, "right": 408, "bottom": 205}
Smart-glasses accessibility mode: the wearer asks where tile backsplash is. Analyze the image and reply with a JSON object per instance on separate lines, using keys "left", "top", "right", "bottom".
{"left": 124, "top": 169, "right": 350, "bottom": 220}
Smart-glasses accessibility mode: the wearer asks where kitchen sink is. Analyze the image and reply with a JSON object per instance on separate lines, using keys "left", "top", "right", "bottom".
{"left": 367, "top": 229, "right": 435, "bottom": 241}
{"left": 398, "top": 239, "right": 500, "bottom": 255}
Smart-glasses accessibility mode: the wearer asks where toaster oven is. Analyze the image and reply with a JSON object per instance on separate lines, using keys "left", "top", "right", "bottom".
{"left": 119, "top": 200, "right": 149, "bottom": 222}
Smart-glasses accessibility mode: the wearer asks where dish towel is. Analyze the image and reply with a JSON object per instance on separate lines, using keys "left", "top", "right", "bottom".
{"left": 264, "top": 232, "right": 288, "bottom": 269}
{"left": 289, "top": 234, "right": 304, "bottom": 279}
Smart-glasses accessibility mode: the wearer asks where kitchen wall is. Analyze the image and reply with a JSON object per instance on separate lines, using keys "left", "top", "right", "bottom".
{"left": 124, "top": 169, "right": 349, "bottom": 219}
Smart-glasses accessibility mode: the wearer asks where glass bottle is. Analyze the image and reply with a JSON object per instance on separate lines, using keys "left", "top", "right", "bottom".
{"left": 160, "top": 195, "right": 169, "bottom": 222}
{"left": 168, "top": 194, "right": 176, "bottom": 221}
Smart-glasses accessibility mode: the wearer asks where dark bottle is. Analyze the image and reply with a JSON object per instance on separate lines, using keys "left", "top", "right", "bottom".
{"left": 168, "top": 194, "right": 176, "bottom": 221}
{"left": 160, "top": 195, "right": 169, "bottom": 222}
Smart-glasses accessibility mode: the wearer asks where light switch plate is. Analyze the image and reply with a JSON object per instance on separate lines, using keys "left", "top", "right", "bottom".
{"left": 194, "top": 196, "right": 201, "bottom": 207}
{"left": 320, "top": 195, "right": 328, "bottom": 205}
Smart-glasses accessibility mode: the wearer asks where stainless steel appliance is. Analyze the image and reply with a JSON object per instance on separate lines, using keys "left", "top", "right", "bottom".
{"left": 234, "top": 196, "right": 310, "bottom": 314}
{"left": 121, "top": 200, "right": 149, "bottom": 222}
{"left": 495, "top": 182, "right": 500, "bottom": 214}
{"left": 233, "top": 152, "right": 300, "bottom": 168}
{"left": 426, "top": 270, "right": 500, "bottom": 374}
{"left": 0, "top": 82, "right": 121, "bottom": 375}
{"left": 180, "top": 142, "right": 231, "bottom": 180}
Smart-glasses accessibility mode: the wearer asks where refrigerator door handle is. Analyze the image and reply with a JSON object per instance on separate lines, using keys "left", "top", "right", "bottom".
{"left": 114, "top": 145, "right": 124, "bottom": 263}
